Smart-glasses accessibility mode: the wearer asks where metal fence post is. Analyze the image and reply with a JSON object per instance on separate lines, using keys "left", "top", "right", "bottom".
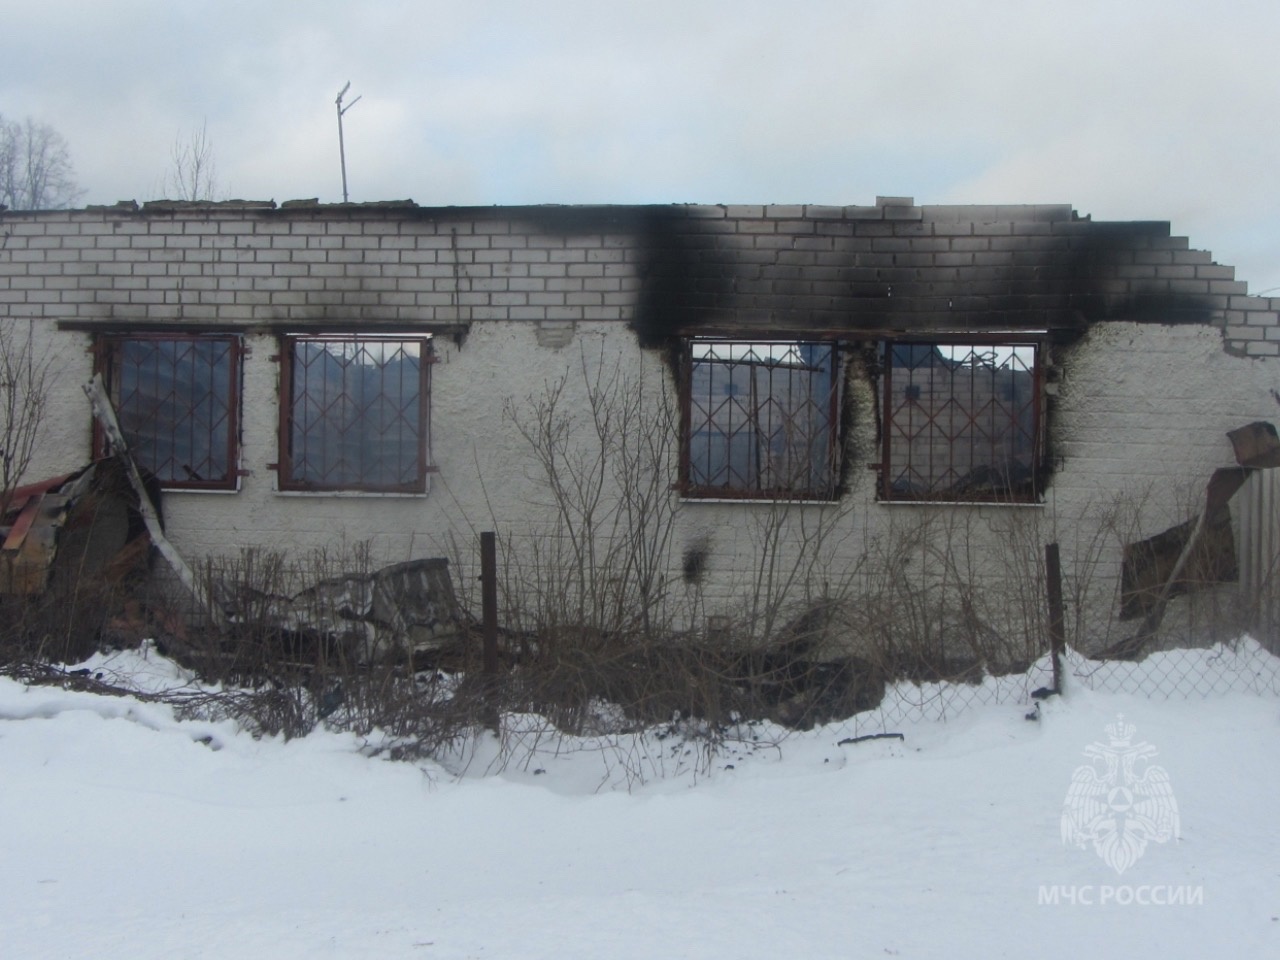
{"left": 480, "top": 531, "right": 499, "bottom": 676}
{"left": 1044, "top": 542, "right": 1066, "bottom": 694}
{"left": 480, "top": 531, "right": 500, "bottom": 733}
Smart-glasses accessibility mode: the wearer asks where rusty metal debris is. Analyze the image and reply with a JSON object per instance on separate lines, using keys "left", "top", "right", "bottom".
{"left": 213, "top": 557, "right": 462, "bottom": 661}
{"left": 1, "top": 458, "right": 158, "bottom": 660}
{"left": 1228, "top": 421, "right": 1280, "bottom": 469}
{"left": 1105, "top": 424, "right": 1278, "bottom": 660}
{"left": 1, "top": 471, "right": 79, "bottom": 595}
{"left": 1, "top": 460, "right": 154, "bottom": 598}
{"left": 3, "top": 377, "right": 460, "bottom": 664}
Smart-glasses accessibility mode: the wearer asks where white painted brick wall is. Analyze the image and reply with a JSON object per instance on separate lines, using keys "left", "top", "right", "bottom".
{"left": 5, "top": 203, "right": 1280, "bottom": 654}
{"left": 0, "top": 206, "right": 646, "bottom": 328}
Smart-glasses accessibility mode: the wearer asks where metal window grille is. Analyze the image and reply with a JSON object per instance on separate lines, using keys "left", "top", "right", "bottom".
{"left": 882, "top": 340, "right": 1042, "bottom": 502}
{"left": 683, "top": 340, "right": 839, "bottom": 499}
{"left": 279, "top": 336, "right": 432, "bottom": 493}
{"left": 96, "top": 335, "right": 240, "bottom": 490}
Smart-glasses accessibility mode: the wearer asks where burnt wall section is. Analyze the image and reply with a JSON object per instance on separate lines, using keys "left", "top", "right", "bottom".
{"left": 630, "top": 198, "right": 1280, "bottom": 353}
{"left": 0, "top": 197, "right": 1277, "bottom": 356}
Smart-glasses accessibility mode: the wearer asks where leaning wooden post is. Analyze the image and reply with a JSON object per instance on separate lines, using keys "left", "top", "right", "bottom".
{"left": 1044, "top": 542, "right": 1066, "bottom": 694}
{"left": 83, "top": 375, "right": 223, "bottom": 628}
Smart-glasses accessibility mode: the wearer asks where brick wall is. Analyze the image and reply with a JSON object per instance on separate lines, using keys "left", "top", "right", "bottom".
{"left": 4, "top": 197, "right": 1277, "bottom": 345}
{"left": 0, "top": 201, "right": 646, "bottom": 329}
{"left": 4, "top": 197, "right": 1280, "bottom": 655}
{"left": 4, "top": 197, "right": 1278, "bottom": 348}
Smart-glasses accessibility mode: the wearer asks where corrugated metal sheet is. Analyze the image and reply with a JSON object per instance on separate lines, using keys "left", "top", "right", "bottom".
{"left": 1, "top": 469, "right": 88, "bottom": 595}
{"left": 1235, "top": 468, "right": 1280, "bottom": 653}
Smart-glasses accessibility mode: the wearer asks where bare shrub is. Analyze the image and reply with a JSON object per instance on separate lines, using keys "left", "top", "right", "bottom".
{"left": 147, "top": 542, "right": 481, "bottom": 750}
{"left": 488, "top": 346, "right": 892, "bottom": 741}
{"left": 0, "top": 321, "right": 51, "bottom": 517}
{"left": 500, "top": 344, "right": 680, "bottom": 644}
{"left": 1, "top": 404, "right": 159, "bottom": 671}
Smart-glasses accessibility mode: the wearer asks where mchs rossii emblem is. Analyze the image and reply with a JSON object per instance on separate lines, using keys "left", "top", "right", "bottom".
{"left": 1061, "top": 715, "right": 1181, "bottom": 874}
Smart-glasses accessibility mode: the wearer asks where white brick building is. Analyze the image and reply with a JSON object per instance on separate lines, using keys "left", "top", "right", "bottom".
{"left": 4, "top": 196, "right": 1278, "bottom": 664}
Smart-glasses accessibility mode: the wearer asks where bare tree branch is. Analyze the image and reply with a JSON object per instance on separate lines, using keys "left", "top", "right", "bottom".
{"left": 164, "top": 121, "right": 219, "bottom": 201}
{"left": 0, "top": 322, "right": 52, "bottom": 516}
{"left": 0, "top": 115, "right": 82, "bottom": 210}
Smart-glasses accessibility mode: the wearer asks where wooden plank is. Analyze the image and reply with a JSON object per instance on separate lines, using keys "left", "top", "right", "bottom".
{"left": 1, "top": 493, "right": 44, "bottom": 552}
{"left": 82, "top": 375, "right": 222, "bottom": 627}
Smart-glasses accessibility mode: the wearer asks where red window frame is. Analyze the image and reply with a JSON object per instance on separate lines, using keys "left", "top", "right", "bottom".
{"left": 880, "top": 338, "right": 1044, "bottom": 503}
{"left": 277, "top": 334, "right": 434, "bottom": 494}
{"left": 93, "top": 333, "right": 242, "bottom": 491}
{"left": 680, "top": 338, "right": 841, "bottom": 500}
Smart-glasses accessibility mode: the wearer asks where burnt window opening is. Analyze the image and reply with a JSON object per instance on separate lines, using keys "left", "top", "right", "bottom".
{"left": 278, "top": 335, "right": 433, "bottom": 494}
{"left": 881, "top": 339, "right": 1044, "bottom": 503}
{"left": 681, "top": 339, "right": 840, "bottom": 500}
{"left": 94, "top": 334, "right": 241, "bottom": 491}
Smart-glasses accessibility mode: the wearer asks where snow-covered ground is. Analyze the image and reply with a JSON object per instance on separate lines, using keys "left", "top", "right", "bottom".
{"left": 2, "top": 644, "right": 1277, "bottom": 959}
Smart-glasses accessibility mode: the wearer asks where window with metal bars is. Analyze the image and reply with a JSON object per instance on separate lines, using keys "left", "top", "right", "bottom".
{"left": 682, "top": 339, "right": 840, "bottom": 499}
{"left": 881, "top": 339, "right": 1043, "bottom": 502}
{"left": 278, "top": 335, "right": 432, "bottom": 493}
{"left": 94, "top": 334, "right": 241, "bottom": 490}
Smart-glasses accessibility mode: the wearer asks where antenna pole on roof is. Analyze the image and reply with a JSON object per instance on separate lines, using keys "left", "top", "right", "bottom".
{"left": 335, "top": 82, "right": 362, "bottom": 203}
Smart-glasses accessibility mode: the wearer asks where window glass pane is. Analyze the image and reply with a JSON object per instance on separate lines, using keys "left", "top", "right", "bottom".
{"left": 109, "top": 337, "right": 235, "bottom": 487}
{"left": 687, "top": 340, "right": 836, "bottom": 497}
{"left": 287, "top": 338, "right": 426, "bottom": 490}
{"left": 884, "top": 341, "right": 1039, "bottom": 501}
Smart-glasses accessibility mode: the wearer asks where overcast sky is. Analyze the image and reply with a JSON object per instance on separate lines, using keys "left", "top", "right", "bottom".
{"left": 5, "top": 0, "right": 1279, "bottom": 292}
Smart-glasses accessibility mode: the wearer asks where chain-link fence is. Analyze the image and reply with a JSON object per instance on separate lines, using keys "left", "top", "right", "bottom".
{"left": 833, "top": 635, "right": 1280, "bottom": 740}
